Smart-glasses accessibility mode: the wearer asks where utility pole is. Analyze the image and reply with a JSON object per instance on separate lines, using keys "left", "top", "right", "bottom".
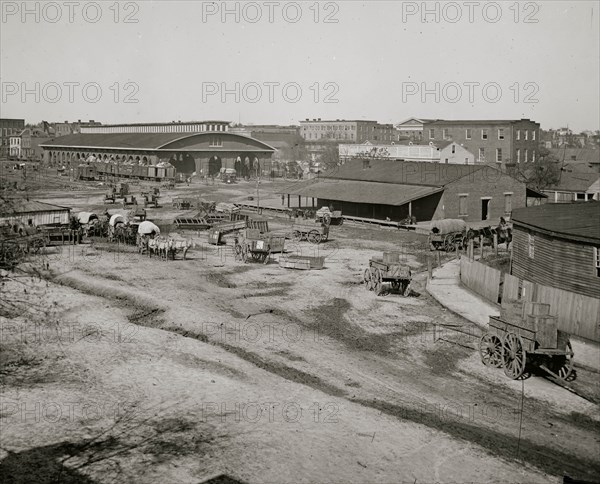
{"left": 256, "top": 166, "right": 260, "bottom": 213}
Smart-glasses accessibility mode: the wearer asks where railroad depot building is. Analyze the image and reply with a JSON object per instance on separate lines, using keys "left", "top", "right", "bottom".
{"left": 510, "top": 202, "right": 600, "bottom": 300}
{"left": 282, "top": 159, "right": 534, "bottom": 223}
{"left": 40, "top": 121, "right": 275, "bottom": 176}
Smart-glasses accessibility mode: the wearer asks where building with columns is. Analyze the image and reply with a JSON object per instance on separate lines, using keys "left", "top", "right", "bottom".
{"left": 40, "top": 121, "right": 275, "bottom": 176}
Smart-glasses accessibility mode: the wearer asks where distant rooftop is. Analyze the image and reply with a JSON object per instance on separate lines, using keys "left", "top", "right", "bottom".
{"left": 423, "top": 119, "right": 539, "bottom": 125}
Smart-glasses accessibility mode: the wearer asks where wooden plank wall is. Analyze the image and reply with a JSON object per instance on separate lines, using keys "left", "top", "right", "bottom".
{"left": 502, "top": 274, "right": 520, "bottom": 302}
{"left": 460, "top": 258, "right": 501, "bottom": 303}
{"left": 459, "top": 259, "right": 599, "bottom": 342}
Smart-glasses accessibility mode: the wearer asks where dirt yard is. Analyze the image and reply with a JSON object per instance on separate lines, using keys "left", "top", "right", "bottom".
{"left": 1, "top": 173, "right": 599, "bottom": 483}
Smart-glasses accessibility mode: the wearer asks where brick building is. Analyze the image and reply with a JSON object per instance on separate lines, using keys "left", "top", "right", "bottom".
{"left": 282, "top": 159, "right": 534, "bottom": 223}
{"left": 422, "top": 119, "right": 540, "bottom": 169}
{"left": 299, "top": 119, "right": 396, "bottom": 159}
{"left": 0, "top": 118, "right": 25, "bottom": 158}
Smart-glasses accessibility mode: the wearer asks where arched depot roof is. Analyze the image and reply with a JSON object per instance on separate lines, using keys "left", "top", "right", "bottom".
{"left": 40, "top": 132, "right": 276, "bottom": 153}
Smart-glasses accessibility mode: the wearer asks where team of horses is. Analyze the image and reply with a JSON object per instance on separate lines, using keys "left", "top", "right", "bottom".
{"left": 139, "top": 235, "right": 191, "bottom": 261}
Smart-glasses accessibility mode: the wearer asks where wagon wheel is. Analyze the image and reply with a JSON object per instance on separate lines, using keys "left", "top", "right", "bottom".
{"left": 372, "top": 268, "right": 383, "bottom": 296}
{"left": 322, "top": 213, "right": 331, "bottom": 225}
{"left": 263, "top": 250, "right": 270, "bottom": 265}
{"left": 556, "top": 341, "right": 575, "bottom": 381}
{"left": 251, "top": 252, "right": 261, "bottom": 262}
{"left": 391, "top": 281, "right": 400, "bottom": 292}
{"left": 241, "top": 245, "right": 249, "bottom": 263}
{"left": 403, "top": 281, "right": 412, "bottom": 297}
{"left": 363, "top": 268, "right": 372, "bottom": 290}
{"left": 479, "top": 334, "right": 503, "bottom": 368}
{"left": 368, "top": 267, "right": 378, "bottom": 291}
{"left": 502, "top": 332, "right": 527, "bottom": 379}
{"left": 338, "top": 218, "right": 344, "bottom": 225}
{"left": 292, "top": 230, "right": 302, "bottom": 242}
{"left": 234, "top": 243, "right": 243, "bottom": 261}
{"left": 444, "top": 234, "right": 455, "bottom": 251}
{"left": 308, "top": 230, "right": 322, "bottom": 244}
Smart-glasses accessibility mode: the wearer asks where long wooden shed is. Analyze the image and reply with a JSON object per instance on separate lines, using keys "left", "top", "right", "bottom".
{"left": 0, "top": 200, "right": 71, "bottom": 228}
{"left": 510, "top": 202, "right": 600, "bottom": 299}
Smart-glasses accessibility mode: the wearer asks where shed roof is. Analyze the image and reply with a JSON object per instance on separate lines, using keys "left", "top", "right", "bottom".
{"left": 322, "top": 159, "right": 490, "bottom": 187}
{"left": 0, "top": 200, "right": 71, "bottom": 216}
{"left": 282, "top": 179, "right": 443, "bottom": 206}
{"left": 511, "top": 202, "right": 600, "bottom": 244}
{"left": 547, "top": 171, "right": 600, "bottom": 192}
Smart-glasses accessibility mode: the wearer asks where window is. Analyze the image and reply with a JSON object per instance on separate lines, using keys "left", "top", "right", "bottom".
{"left": 525, "top": 130, "right": 529, "bottom": 140}
{"left": 532, "top": 130, "right": 536, "bottom": 141}
{"left": 429, "top": 129, "right": 435, "bottom": 140}
{"left": 445, "top": 158, "right": 449, "bottom": 163}
{"left": 524, "top": 149, "right": 528, "bottom": 162}
{"left": 451, "top": 144, "right": 456, "bottom": 154}
{"left": 478, "top": 148, "right": 485, "bottom": 162}
{"left": 362, "top": 160, "right": 371, "bottom": 169}
{"left": 498, "top": 128, "right": 505, "bottom": 140}
{"left": 209, "top": 136, "right": 222, "bottom": 147}
{"left": 504, "top": 193, "right": 512, "bottom": 214}
{"left": 482, "top": 129, "right": 488, "bottom": 140}
{"left": 443, "top": 128, "right": 449, "bottom": 140}
{"left": 528, "top": 234, "right": 534, "bottom": 259}
{"left": 496, "top": 148, "right": 502, "bottom": 163}
{"left": 595, "top": 247, "right": 600, "bottom": 277}
{"left": 459, "top": 195, "right": 468, "bottom": 216}
{"left": 516, "top": 130, "right": 521, "bottom": 140}
{"left": 531, "top": 151, "right": 535, "bottom": 162}
{"left": 516, "top": 149, "right": 521, "bottom": 163}
{"left": 465, "top": 128, "right": 472, "bottom": 140}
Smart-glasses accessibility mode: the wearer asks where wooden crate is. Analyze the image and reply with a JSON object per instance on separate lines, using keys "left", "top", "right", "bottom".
{"left": 383, "top": 251, "right": 401, "bottom": 264}
{"left": 279, "top": 255, "right": 325, "bottom": 270}
{"left": 499, "top": 300, "right": 525, "bottom": 325}
{"left": 527, "top": 314, "right": 558, "bottom": 348}
{"left": 523, "top": 302, "right": 550, "bottom": 318}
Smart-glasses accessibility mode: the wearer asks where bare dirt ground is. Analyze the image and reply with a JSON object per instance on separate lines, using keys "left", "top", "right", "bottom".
{"left": 2, "top": 172, "right": 599, "bottom": 483}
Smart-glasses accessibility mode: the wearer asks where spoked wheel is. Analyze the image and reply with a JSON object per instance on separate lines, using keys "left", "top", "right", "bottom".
{"left": 263, "top": 250, "right": 270, "bottom": 265}
{"left": 363, "top": 268, "right": 372, "bottom": 290}
{"left": 372, "top": 268, "right": 383, "bottom": 296}
{"left": 234, "top": 243, "right": 243, "bottom": 261}
{"left": 308, "top": 230, "right": 322, "bottom": 244}
{"left": 292, "top": 230, "right": 302, "bottom": 242}
{"left": 391, "top": 281, "right": 400, "bottom": 292}
{"left": 479, "top": 334, "right": 503, "bottom": 368}
{"left": 502, "top": 332, "right": 526, "bottom": 379}
{"left": 556, "top": 341, "right": 575, "bottom": 381}
{"left": 403, "top": 281, "right": 412, "bottom": 297}
{"left": 251, "top": 252, "right": 261, "bottom": 262}
{"left": 444, "top": 234, "right": 455, "bottom": 252}
{"left": 322, "top": 213, "right": 331, "bottom": 225}
{"left": 241, "top": 245, "right": 249, "bottom": 263}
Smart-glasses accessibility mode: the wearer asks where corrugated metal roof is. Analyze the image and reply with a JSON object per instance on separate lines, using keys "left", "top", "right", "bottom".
{"left": 1, "top": 200, "right": 71, "bottom": 215}
{"left": 282, "top": 179, "right": 443, "bottom": 206}
{"left": 511, "top": 202, "right": 600, "bottom": 243}
{"left": 323, "top": 159, "right": 488, "bottom": 187}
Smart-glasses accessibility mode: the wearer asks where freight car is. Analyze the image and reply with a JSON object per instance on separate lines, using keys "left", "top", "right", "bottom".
{"left": 89, "top": 161, "right": 177, "bottom": 182}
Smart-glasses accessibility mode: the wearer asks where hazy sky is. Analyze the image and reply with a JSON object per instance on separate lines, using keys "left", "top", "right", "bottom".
{"left": 2, "top": 1, "right": 599, "bottom": 131}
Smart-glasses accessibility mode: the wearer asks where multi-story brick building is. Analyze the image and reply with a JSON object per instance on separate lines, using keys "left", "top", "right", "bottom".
{"left": 299, "top": 119, "right": 396, "bottom": 159}
{"left": 0, "top": 118, "right": 25, "bottom": 158}
{"left": 422, "top": 119, "right": 540, "bottom": 169}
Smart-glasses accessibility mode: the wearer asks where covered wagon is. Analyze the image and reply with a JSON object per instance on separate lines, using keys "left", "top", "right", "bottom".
{"left": 428, "top": 219, "right": 467, "bottom": 251}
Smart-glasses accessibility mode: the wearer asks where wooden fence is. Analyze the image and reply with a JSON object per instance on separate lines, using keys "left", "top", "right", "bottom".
{"left": 459, "top": 258, "right": 502, "bottom": 303}
{"left": 460, "top": 258, "right": 600, "bottom": 342}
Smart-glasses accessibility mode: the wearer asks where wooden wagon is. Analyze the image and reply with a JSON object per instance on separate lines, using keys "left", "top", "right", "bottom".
{"left": 479, "top": 301, "right": 574, "bottom": 381}
{"left": 279, "top": 254, "right": 325, "bottom": 270}
{"left": 234, "top": 230, "right": 271, "bottom": 264}
{"left": 363, "top": 252, "right": 412, "bottom": 296}
{"left": 428, "top": 219, "right": 467, "bottom": 251}
{"left": 315, "top": 207, "right": 343, "bottom": 226}
{"left": 291, "top": 222, "right": 329, "bottom": 244}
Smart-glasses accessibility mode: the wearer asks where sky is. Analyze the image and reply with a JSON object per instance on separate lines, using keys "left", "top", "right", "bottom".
{"left": 1, "top": 0, "right": 599, "bottom": 132}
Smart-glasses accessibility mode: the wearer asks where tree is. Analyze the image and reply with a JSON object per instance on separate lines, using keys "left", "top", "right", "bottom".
{"left": 511, "top": 147, "right": 561, "bottom": 191}
{"left": 318, "top": 144, "right": 340, "bottom": 176}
